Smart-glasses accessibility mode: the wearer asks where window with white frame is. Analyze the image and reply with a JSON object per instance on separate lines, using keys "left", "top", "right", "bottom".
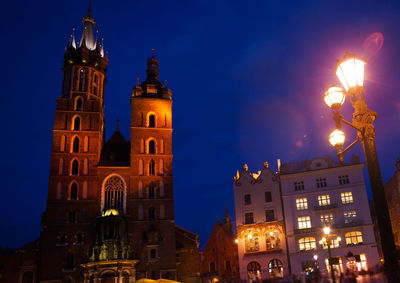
{"left": 294, "top": 181, "right": 304, "bottom": 191}
{"left": 344, "top": 210, "right": 357, "bottom": 223}
{"left": 298, "top": 237, "right": 316, "bottom": 251}
{"left": 341, "top": 192, "right": 353, "bottom": 204}
{"left": 296, "top": 198, "right": 308, "bottom": 210}
{"left": 298, "top": 216, "right": 311, "bottom": 229}
{"left": 316, "top": 178, "right": 327, "bottom": 188}
{"left": 320, "top": 213, "right": 334, "bottom": 226}
{"left": 338, "top": 175, "right": 350, "bottom": 185}
{"left": 345, "top": 231, "right": 363, "bottom": 245}
{"left": 318, "top": 195, "right": 330, "bottom": 206}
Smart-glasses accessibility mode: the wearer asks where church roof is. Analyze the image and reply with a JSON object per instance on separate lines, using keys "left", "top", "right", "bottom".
{"left": 98, "top": 130, "right": 130, "bottom": 166}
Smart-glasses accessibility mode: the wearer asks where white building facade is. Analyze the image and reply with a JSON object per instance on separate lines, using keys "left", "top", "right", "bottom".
{"left": 233, "top": 162, "right": 290, "bottom": 282}
{"left": 280, "top": 156, "right": 380, "bottom": 277}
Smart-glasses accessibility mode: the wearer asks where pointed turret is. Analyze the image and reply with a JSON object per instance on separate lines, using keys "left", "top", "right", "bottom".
{"left": 80, "top": 0, "right": 96, "bottom": 51}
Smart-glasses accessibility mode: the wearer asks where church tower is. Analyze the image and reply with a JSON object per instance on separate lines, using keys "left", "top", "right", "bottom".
{"left": 39, "top": 3, "right": 108, "bottom": 281}
{"left": 128, "top": 51, "right": 176, "bottom": 279}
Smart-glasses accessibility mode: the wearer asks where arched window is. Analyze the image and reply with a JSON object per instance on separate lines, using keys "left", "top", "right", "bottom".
{"left": 103, "top": 175, "right": 125, "bottom": 213}
{"left": 72, "top": 137, "right": 79, "bottom": 153}
{"left": 84, "top": 136, "right": 89, "bottom": 152}
{"left": 148, "top": 140, "right": 156, "bottom": 154}
{"left": 244, "top": 233, "right": 259, "bottom": 252}
{"left": 149, "top": 207, "right": 155, "bottom": 220}
{"left": 268, "top": 259, "right": 283, "bottom": 278}
{"left": 66, "top": 252, "right": 74, "bottom": 270}
{"left": 70, "top": 182, "right": 78, "bottom": 200}
{"left": 73, "top": 116, "right": 80, "bottom": 131}
{"left": 265, "top": 231, "right": 281, "bottom": 250}
{"left": 148, "top": 184, "right": 155, "bottom": 198}
{"left": 75, "top": 97, "right": 82, "bottom": 111}
{"left": 247, "top": 262, "right": 261, "bottom": 282}
{"left": 78, "top": 69, "right": 84, "bottom": 91}
{"left": 149, "top": 160, "right": 155, "bottom": 175}
{"left": 60, "top": 135, "right": 66, "bottom": 151}
{"left": 71, "top": 159, "right": 79, "bottom": 176}
{"left": 298, "top": 237, "right": 316, "bottom": 251}
{"left": 149, "top": 114, "right": 155, "bottom": 127}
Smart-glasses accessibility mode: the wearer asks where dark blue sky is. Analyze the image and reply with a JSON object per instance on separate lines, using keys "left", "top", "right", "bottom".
{"left": 2, "top": 0, "right": 400, "bottom": 249}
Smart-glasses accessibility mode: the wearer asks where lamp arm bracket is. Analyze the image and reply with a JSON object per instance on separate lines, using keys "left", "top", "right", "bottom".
{"left": 341, "top": 118, "right": 361, "bottom": 132}
{"left": 340, "top": 138, "right": 360, "bottom": 156}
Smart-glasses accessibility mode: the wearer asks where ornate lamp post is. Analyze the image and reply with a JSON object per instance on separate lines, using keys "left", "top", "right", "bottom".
{"left": 319, "top": 227, "right": 341, "bottom": 282}
{"left": 324, "top": 52, "right": 399, "bottom": 282}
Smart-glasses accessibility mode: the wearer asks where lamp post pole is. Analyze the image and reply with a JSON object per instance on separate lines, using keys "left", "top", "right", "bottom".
{"left": 326, "top": 238, "right": 336, "bottom": 283}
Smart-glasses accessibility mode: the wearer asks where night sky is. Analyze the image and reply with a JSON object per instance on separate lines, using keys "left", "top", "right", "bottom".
{"left": 2, "top": 0, "right": 400, "bottom": 249}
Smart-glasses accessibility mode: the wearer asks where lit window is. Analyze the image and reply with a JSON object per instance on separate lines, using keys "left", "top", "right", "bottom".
{"left": 322, "top": 237, "right": 340, "bottom": 249}
{"left": 103, "top": 175, "right": 124, "bottom": 212}
{"left": 294, "top": 181, "right": 304, "bottom": 191}
{"left": 296, "top": 198, "right": 308, "bottom": 210}
{"left": 244, "top": 233, "right": 259, "bottom": 252}
{"left": 316, "top": 178, "right": 327, "bottom": 188}
{"left": 299, "top": 237, "right": 316, "bottom": 251}
{"left": 341, "top": 192, "right": 353, "bottom": 204}
{"left": 245, "top": 212, "right": 254, "bottom": 224}
{"left": 345, "top": 231, "right": 363, "bottom": 245}
{"left": 320, "top": 214, "right": 334, "bottom": 225}
{"left": 344, "top": 210, "right": 357, "bottom": 223}
{"left": 265, "top": 210, "right": 275, "bottom": 222}
{"left": 298, "top": 216, "right": 311, "bottom": 229}
{"left": 266, "top": 231, "right": 280, "bottom": 250}
{"left": 265, "top": 191, "right": 272, "bottom": 202}
{"left": 244, "top": 194, "right": 251, "bottom": 205}
{"left": 338, "top": 175, "right": 350, "bottom": 185}
{"left": 318, "top": 195, "right": 330, "bottom": 206}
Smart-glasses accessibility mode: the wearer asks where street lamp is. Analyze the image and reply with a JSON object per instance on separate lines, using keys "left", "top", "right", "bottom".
{"left": 323, "top": 52, "right": 399, "bottom": 282}
{"left": 319, "top": 227, "right": 341, "bottom": 282}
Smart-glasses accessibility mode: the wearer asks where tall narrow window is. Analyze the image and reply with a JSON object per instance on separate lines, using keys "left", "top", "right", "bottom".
{"left": 103, "top": 175, "right": 124, "bottom": 213}
{"left": 149, "top": 114, "right": 155, "bottom": 127}
{"left": 149, "top": 140, "right": 156, "bottom": 154}
{"left": 73, "top": 116, "right": 80, "bottom": 131}
{"left": 265, "top": 191, "right": 272, "bottom": 202}
{"left": 244, "top": 194, "right": 251, "bottom": 205}
{"left": 82, "top": 181, "right": 88, "bottom": 199}
{"left": 75, "top": 97, "right": 82, "bottom": 111}
{"left": 83, "top": 158, "right": 89, "bottom": 175}
{"left": 93, "top": 74, "right": 98, "bottom": 95}
{"left": 148, "top": 184, "right": 155, "bottom": 198}
{"left": 139, "top": 159, "right": 144, "bottom": 175}
{"left": 149, "top": 160, "right": 155, "bottom": 175}
{"left": 149, "top": 207, "right": 156, "bottom": 220}
{"left": 59, "top": 158, "right": 64, "bottom": 175}
{"left": 72, "top": 137, "right": 79, "bottom": 153}
{"left": 245, "top": 212, "right": 254, "bottom": 224}
{"left": 70, "top": 182, "right": 78, "bottom": 200}
{"left": 66, "top": 253, "right": 74, "bottom": 270}
{"left": 84, "top": 136, "right": 89, "bottom": 152}
{"left": 60, "top": 135, "right": 66, "bottom": 151}
{"left": 71, "top": 159, "right": 79, "bottom": 176}
{"left": 164, "top": 114, "right": 167, "bottom": 127}
{"left": 57, "top": 182, "right": 62, "bottom": 199}
{"left": 78, "top": 69, "right": 84, "bottom": 91}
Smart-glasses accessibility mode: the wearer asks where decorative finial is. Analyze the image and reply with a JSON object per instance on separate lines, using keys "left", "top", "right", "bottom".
{"left": 242, "top": 164, "right": 248, "bottom": 172}
{"left": 116, "top": 119, "right": 120, "bottom": 131}
{"left": 137, "top": 76, "right": 140, "bottom": 86}
{"left": 263, "top": 161, "right": 269, "bottom": 168}
{"left": 152, "top": 48, "right": 155, "bottom": 57}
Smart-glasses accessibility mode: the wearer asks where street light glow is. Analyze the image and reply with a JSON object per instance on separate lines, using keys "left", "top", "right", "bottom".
{"left": 324, "top": 86, "right": 345, "bottom": 108}
{"left": 336, "top": 53, "right": 366, "bottom": 91}
{"left": 329, "top": 129, "right": 345, "bottom": 147}
{"left": 323, "top": 226, "right": 331, "bottom": 235}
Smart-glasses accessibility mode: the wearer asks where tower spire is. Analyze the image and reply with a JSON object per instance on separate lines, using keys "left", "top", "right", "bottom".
{"left": 87, "top": 0, "right": 92, "bottom": 18}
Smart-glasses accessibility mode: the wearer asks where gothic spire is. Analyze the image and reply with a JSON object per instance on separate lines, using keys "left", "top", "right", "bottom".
{"left": 80, "top": 0, "right": 96, "bottom": 50}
